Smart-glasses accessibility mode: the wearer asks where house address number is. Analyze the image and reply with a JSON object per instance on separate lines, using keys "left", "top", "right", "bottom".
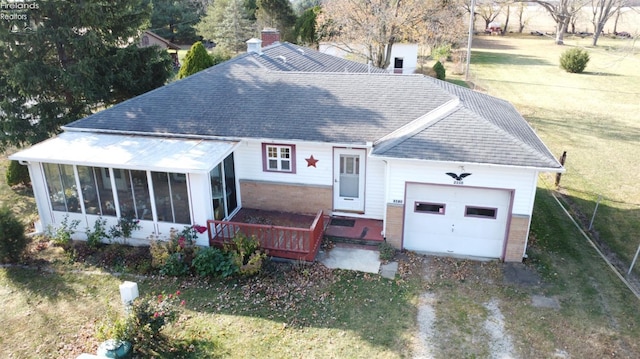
{"left": 393, "top": 199, "right": 404, "bottom": 204}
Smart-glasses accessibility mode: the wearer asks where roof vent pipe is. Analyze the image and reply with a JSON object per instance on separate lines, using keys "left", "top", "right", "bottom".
{"left": 277, "top": 55, "right": 286, "bottom": 63}
{"left": 246, "top": 38, "right": 262, "bottom": 54}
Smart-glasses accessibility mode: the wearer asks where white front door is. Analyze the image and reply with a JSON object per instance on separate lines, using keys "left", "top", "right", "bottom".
{"left": 333, "top": 148, "right": 366, "bottom": 213}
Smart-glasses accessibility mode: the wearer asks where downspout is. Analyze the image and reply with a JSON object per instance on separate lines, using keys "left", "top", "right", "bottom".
{"left": 382, "top": 159, "right": 389, "bottom": 239}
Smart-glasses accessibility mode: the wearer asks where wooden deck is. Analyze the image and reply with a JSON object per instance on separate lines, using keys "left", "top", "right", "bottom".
{"left": 207, "top": 209, "right": 324, "bottom": 262}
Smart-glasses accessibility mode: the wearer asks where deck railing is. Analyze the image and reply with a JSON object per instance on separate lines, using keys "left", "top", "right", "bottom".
{"left": 207, "top": 210, "right": 324, "bottom": 262}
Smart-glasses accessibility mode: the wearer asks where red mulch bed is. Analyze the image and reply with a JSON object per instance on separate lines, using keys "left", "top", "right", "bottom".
{"left": 230, "top": 208, "right": 317, "bottom": 229}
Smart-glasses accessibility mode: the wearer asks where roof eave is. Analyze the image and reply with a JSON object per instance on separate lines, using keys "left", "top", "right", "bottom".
{"left": 369, "top": 154, "right": 565, "bottom": 173}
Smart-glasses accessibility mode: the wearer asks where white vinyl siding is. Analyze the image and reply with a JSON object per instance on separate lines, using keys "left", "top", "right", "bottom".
{"left": 385, "top": 159, "right": 538, "bottom": 216}
{"left": 235, "top": 140, "right": 385, "bottom": 220}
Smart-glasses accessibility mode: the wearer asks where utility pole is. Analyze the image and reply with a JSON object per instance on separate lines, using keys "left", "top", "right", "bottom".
{"left": 465, "top": 0, "right": 477, "bottom": 81}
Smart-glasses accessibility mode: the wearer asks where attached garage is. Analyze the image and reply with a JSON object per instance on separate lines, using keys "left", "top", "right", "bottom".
{"left": 403, "top": 183, "right": 513, "bottom": 259}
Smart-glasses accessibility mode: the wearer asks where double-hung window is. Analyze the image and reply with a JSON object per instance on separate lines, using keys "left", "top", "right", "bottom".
{"left": 262, "top": 144, "right": 296, "bottom": 173}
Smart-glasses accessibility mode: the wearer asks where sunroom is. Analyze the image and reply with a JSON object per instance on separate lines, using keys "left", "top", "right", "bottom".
{"left": 10, "top": 132, "right": 240, "bottom": 246}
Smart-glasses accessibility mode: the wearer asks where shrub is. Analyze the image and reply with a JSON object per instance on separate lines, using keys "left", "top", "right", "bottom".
{"left": 0, "top": 207, "right": 28, "bottom": 263}
{"left": 108, "top": 215, "right": 141, "bottom": 245}
{"left": 160, "top": 252, "right": 191, "bottom": 276}
{"left": 5, "top": 160, "right": 30, "bottom": 187}
{"left": 560, "top": 48, "right": 590, "bottom": 73}
{"left": 149, "top": 224, "right": 207, "bottom": 276}
{"left": 178, "top": 41, "right": 214, "bottom": 79}
{"left": 433, "top": 61, "right": 446, "bottom": 80}
{"left": 149, "top": 239, "right": 170, "bottom": 269}
{"left": 431, "top": 44, "right": 452, "bottom": 62}
{"left": 378, "top": 241, "right": 396, "bottom": 261}
{"left": 192, "top": 246, "right": 238, "bottom": 278}
{"left": 47, "top": 215, "right": 80, "bottom": 249}
{"left": 225, "top": 232, "right": 266, "bottom": 276}
{"left": 86, "top": 217, "right": 108, "bottom": 249}
{"left": 239, "top": 251, "right": 267, "bottom": 276}
{"left": 98, "top": 291, "right": 185, "bottom": 353}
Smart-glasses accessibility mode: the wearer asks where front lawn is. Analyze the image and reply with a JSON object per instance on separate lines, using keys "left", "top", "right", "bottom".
{"left": 0, "top": 243, "right": 424, "bottom": 358}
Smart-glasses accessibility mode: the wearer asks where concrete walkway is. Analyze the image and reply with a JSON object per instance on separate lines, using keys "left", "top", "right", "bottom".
{"left": 317, "top": 246, "right": 398, "bottom": 278}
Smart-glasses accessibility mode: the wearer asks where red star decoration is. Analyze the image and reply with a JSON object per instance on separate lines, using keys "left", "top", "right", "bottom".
{"left": 305, "top": 155, "right": 319, "bottom": 167}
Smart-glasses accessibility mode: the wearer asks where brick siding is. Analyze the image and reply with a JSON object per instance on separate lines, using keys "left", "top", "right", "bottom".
{"left": 239, "top": 179, "right": 332, "bottom": 215}
{"left": 504, "top": 214, "right": 531, "bottom": 262}
{"left": 385, "top": 203, "right": 404, "bottom": 249}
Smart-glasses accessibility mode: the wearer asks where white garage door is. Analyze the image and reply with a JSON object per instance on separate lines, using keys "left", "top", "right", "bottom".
{"left": 403, "top": 183, "right": 512, "bottom": 259}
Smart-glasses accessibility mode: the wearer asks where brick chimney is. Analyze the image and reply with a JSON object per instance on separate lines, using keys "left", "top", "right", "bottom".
{"left": 261, "top": 28, "right": 280, "bottom": 47}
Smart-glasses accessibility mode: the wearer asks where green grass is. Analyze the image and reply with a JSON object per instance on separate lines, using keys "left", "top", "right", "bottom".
{"left": 0, "top": 257, "right": 422, "bottom": 358}
{"left": 461, "top": 35, "right": 640, "bottom": 273}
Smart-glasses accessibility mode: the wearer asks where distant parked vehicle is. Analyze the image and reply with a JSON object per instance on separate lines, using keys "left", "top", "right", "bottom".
{"left": 530, "top": 31, "right": 544, "bottom": 36}
{"left": 614, "top": 31, "right": 632, "bottom": 38}
{"left": 485, "top": 22, "right": 502, "bottom": 35}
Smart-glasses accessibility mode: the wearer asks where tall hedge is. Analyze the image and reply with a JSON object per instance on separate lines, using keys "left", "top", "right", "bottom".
{"left": 0, "top": 207, "right": 27, "bottom": 263}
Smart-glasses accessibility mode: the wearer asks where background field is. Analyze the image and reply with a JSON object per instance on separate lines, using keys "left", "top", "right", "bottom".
{"left": 478, "top": 5, "right": 640, "bottom": 35}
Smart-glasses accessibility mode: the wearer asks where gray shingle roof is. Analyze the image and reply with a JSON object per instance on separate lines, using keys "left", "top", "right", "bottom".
{"left": 253, "top": 42, "right": 388, "bottom": 73}
{"left": 372, "top": 78, "right": 561, "bottom": 168}
{"left": 64, "top": 43, "right": 561, "bottom": 170}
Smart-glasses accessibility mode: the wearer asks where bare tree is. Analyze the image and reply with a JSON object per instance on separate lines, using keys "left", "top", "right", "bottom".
{"left": 423, "top": 0, "right": 467, "bottom": 57}
{"left": 524, "top": 0, "right": 589, "bottom": 44}
{"left": 502, "top": 2, "right": 512, "bottom": 34}
{"left": 516, "top": 2, "right": 529, "bottom": 33}
{"left": 476, "top": 0, "right": 507, "bottom": 30}
{"left": 317, "top": 0, "right": 432, "bottom": 69}
{"left": 590, "top": 0, "right": 625, "bottom": 45}
{"left": 611, "top": 3, "right": 629, "bottom": 33}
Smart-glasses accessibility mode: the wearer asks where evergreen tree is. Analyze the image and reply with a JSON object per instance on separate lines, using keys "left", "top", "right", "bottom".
{"left": 196, "top": 0, "right": 255, "bottom": 53}
{"left": 256, "top": 0, "right": 297, "bottom": 42}
{"left": 149, "top": 0, "right": 204, "bottom": 44}
{"left": 0, "top": 0, "right": 174, "bottom": 151}
{"left": 178, "top": 42, "right": 215, "bottom": 78}
{"left": 294, "top": 6, "right": 320, "bottom": 46}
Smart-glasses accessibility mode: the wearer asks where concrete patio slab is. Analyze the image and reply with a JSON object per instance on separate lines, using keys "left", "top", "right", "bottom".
{"left": 317, "top": 247, "right": 381, "bottom": 274}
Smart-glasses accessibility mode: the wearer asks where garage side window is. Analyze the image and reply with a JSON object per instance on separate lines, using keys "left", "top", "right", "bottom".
{"left": 415, "top": 202, "right": 445, "bottom": 215}
{"left": 465, "top": 206, "right": 497, "bottom": 219}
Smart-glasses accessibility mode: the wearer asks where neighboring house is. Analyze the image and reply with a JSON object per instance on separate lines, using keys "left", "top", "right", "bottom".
{"left": 139, "top": 30, "right": 181, "bottom": 68}
{"left": 319, "top": 42, "right": 418, "bottom": 74}
{"left": 10, "top": 34, "right": 563, "bottom": 263}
